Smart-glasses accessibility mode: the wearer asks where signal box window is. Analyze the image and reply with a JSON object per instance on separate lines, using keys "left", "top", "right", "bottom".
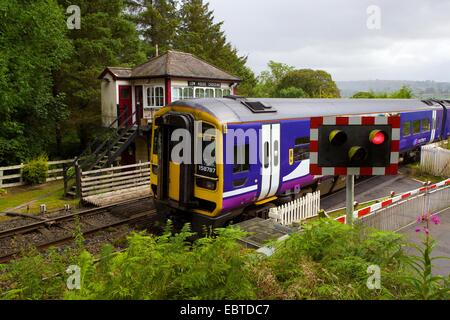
{"left": 233, "top": 144, "right": 250, "bottom": 173}
{"left": 422, "top": 118, "right": 430, "bottom": 132}
{"left": 413, "top": 120, "right": 421, "bottom": 135}
{"left": 402, "top": 121, "right": 411, "bottom": 137}
{"left": 293, "top": 137, "right": 309, "bottom": 162}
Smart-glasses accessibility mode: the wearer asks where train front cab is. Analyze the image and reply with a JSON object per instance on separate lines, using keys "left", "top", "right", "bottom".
{"left": 150, "top": 106, "right": 230, "bottom": 229}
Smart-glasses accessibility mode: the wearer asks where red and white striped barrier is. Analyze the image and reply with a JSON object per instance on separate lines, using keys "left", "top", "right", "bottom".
{"left": 335, "top": 178, "right": 450, "bottom": 224}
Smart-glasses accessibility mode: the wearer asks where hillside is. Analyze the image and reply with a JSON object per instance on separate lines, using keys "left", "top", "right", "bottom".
{"left": 337, "top": 80, "right": 450, "bottom": 99}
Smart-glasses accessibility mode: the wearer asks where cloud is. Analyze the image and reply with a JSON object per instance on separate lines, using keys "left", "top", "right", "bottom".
{"left": 208, "top": 0, "right": 450, "bottom": 81}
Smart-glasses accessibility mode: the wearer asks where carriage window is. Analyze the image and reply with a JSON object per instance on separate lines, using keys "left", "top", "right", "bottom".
{"left": 422, "top": 119, "right": 430, "bottom": 132}
{"left": 215, "top": 89, "right": 223, "bottom": 98}
{"left": 264, "top": 142, "right": 270, "bottom": 169}
{"left": 402, "top": 122, "right": 411, "bottom": 137}
{"left": 233, "top": 144, "right": 250, "bottom": 173}
{"left": 413, "top": 120, "right": 421, "bottom": 134}
{"left": 293, "top": 136, "right": 309, "bottom": 162}
{"left": 223, "top": 89, "right": 231, "bottom": 96}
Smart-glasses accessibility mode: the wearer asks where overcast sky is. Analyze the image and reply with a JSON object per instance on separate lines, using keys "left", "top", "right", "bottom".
{"left": 208, "top": 0, "right": 450, "bottom": 82}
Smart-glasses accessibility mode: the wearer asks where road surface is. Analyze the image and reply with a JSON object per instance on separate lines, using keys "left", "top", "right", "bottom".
{"left": 321, "top": 174, "right": 423, "bottom": 211}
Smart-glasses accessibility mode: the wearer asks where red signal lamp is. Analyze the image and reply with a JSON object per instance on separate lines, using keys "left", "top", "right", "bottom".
{"left": 369, "top": 130, "right": 386, "bottom": 145}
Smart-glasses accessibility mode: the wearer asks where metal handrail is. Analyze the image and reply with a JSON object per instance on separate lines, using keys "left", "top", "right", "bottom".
{"left": 63, "top": 107, "right": 139, "bottom": 195}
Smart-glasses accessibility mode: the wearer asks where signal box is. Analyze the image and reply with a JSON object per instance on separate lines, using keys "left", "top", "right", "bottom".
{"left": 309, "top": 115, "right": 400, "bottom": 176}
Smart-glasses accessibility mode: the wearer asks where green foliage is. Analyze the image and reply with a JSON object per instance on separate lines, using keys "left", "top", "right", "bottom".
{"left": 402, "top": 235, "right": 449, "bottom": 300}
{"left": 352, "top": 86, "right": 413, "bottom": 99}
{"left": 253, "top": 61, "right": 295, "bottom": 98}
{"left": 3, "top": 219, "right": 448, "bottom": 300}
{"left": 276, "top": 87, "right": 307, "bottom": 98}
{"left": 255, "top": 220, "right": 413, "bottom": 299}
{"left": 276, "top": 69, "right": 341, "bottom": 98}
{"left": 127, "top": 0, "right": 179, "bottom": 55}
{"left": 64, "top": 224, "right": 255, "bottom": 299}
{"left": 22, "top": 155, "right": 49, "bottom": 185}
{"left": 0, "top": 188, "right": 6, "bottom": 196}
{"left": 175, "top": 0, "right": 256, "bottom": 96}
{"left": 56, "top": 0, "right": 147, "bottom": 151}
{"left": 0, "top": 0, "right": 72, "bottom": 165}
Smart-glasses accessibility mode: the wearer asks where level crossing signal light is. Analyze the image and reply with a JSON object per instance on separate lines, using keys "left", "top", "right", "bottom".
{"left": 309, "top": 116, "right": 400, "bottom": 176}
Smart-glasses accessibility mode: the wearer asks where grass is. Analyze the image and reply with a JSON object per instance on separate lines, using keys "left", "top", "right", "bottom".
{"left": 0, "top": 180, "right": 79, "bottom": 215}
{"left": 325, "top": 197, "right": 389, "bottom": 219}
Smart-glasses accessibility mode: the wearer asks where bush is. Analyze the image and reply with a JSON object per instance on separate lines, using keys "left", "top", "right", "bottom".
{"left": 22, "top": 155, "right": 48, "bottom": 185}
{"left": 0, "top": 188, "right": 6, "bottom": 196}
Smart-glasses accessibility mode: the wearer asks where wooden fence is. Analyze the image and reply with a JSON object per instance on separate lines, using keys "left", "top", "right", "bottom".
{"left": 269, "top": 191, "right": 321, "bottom": 226}
{"left": 420, "top": 142, "right": 450, "bottom": 177}
{"left": 0, "top": 159, "right": 74, "bottom": 188}
{"left": 79, "top": 161, "right": 150, "bottom": 198}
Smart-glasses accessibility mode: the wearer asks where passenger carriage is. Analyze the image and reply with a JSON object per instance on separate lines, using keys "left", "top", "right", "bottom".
{"left": 150, "top": 98, "right": 450, "bottom": 228}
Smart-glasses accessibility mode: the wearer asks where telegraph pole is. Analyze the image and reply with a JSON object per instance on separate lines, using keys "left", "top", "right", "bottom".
{"left": 346, "top": 175, "right": 354, "bottom": 225}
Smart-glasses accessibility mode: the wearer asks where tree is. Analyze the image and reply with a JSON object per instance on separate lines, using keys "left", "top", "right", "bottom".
{"left": 127, "top": 0, "right": 179, "bottom": 55}
{"left": 175, "top": 0, "right": 256, "bottom": 96}
{"left": 0, "top": 0, "right": 72, "bottom": 165}
{"left": 276, "top": 69, "right": 341, "bottom": 98}
{"left": 352, "top": 86, "right": 413, "bottom": 99}
{"left": 56, "top": 0, "right": 147, "bottom": 150}
{"left": 275, "top": 87, "right": 307, "bottom": 98}
{"left": 253, "top": 61, "right": 295, "bottom": 98}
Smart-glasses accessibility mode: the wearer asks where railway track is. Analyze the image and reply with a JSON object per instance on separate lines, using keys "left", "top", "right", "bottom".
{"left": 0, "top": 197, "right": 158, "bottom": 263}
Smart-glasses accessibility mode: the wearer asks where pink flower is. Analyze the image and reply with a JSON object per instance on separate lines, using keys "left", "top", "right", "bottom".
{"left": 424, "top": 228, "right": 429, "bottom": 235}
{"left": 415, "top": 228, "right": 421, "bottom": 233}
{"left": 430, "top": 215, "right": 441, "bottom": 225}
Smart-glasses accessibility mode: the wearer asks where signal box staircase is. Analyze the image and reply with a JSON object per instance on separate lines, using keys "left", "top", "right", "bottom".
{"left": 64, "top": 108, "right": 146, "bottom": 198}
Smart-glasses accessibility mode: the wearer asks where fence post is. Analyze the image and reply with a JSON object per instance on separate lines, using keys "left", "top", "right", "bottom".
{"left": 19, "top": 162, "right": 24, "bottom": 185}
{"left": 63, "top": 163, "right": 68, "bottom": 196}
{"left": 0, "top": 167, "right": 3, "bottom": 188}
{"left": 75, "top": 162, "right": 82, "bottom": 200}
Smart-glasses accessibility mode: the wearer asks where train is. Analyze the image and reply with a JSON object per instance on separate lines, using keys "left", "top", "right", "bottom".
{"left": 150, "top": 97, "right": 450, "bottom": 228}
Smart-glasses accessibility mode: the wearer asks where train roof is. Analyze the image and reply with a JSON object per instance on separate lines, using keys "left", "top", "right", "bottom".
{"left": 170, "top": 98, "right": 443, "bottom": 124}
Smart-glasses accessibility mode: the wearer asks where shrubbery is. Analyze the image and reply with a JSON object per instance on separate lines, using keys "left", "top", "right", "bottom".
{"left": 22, "top": 155, "right": 48, "bottom": 185}
{"left": 0, "top": 219, "right": 448, "bottom": 300}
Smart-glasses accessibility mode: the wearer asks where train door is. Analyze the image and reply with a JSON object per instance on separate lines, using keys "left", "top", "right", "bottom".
{"left": 258, "top": 124, "right": 280, "bottom": 200}
{"left": 155, "top": 113, "right": 195, "bottom": 207}
{"left": 430, "top": 110, "right": 437, "bottom": 142}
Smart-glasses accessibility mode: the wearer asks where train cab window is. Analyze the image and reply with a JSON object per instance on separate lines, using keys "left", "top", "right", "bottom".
{"left": 293, "top": 137, "right": 309, "bottom": 162}
{"left": 422, "top": 118, "right": 430, "bottom": 132}
{"left": 233, "top": 144, "right": 250, "bottom": 173}
{"left": 413, "top": 120, "right": 421, "bottom": 135}
{"left": 152, "top": 128, "right": 160, "bottom": 155}
{"left": 402, "top": 122, "right": 411, "bottom": 137}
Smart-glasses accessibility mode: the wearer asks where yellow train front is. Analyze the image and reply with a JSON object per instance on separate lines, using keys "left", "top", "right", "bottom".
{"left": 150, "top": 99, "right": 230, "bottom": 229}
